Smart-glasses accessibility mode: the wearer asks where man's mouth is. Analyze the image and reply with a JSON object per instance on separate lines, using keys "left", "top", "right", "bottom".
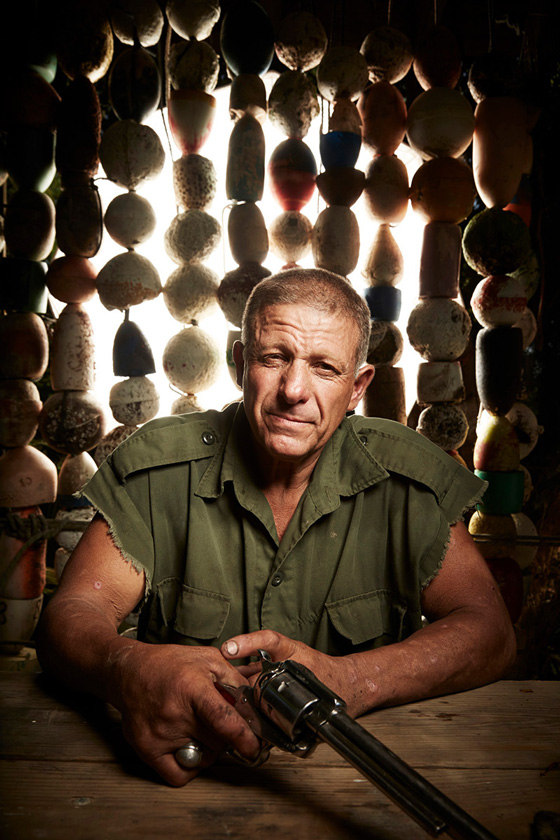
{"left": 268, "top": 413, "right": 311, "bottom": 426}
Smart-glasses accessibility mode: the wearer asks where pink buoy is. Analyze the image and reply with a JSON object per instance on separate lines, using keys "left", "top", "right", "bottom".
{"left": 168, "top": 89, "right": 216, "bottom": 155}
{"left": 268, "top": 138, "right": 316, "bottom": 212}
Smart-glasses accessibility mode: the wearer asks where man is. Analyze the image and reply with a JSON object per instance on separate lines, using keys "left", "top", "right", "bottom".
{"left": 37, "top": 268, "right": 516, "bottom": 788}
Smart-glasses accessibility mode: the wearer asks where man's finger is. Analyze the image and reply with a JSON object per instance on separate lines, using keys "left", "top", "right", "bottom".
{"left": 222, "top": 630, "right": 298, "bottom": 662}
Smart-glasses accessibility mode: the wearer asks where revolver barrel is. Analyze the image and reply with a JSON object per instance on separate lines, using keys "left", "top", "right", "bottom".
{"left": 255, "top": 653, "right": 498, "bottom": 840}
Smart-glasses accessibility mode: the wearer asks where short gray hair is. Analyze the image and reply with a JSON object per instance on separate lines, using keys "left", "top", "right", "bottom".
{"left": 241, "top": 268, "right": 371, "bottom": 369}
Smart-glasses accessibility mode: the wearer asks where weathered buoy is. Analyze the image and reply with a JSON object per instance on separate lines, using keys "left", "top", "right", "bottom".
{"left": 162, "top": 326, "right": 222, "bottom": 394}
{"left": 108, "top": 45, "right": 161, "bottom": 123}
{"left": 220, "top": 0, "right": 275, "bottom": 77}
{"left": 50, "top": 303, "right": 96, "bottom": 391}
{"left": 268, "top": 138, "right": 317, "bottom": 212}
{"left": 413, "top": 25, "right": 462, "bottom": 90}
{"left": 0, "top": 313, "right": 49, "bottom": 381}
{"left": 0, "top": 380, "right": 42, "bottom": 448}
{"left": 39, "top": 391, "right": 107, "bottom": 454}
{"left": 474, "top": 469, "right": 525, "bottom": 515}
{"left": 104, "top": 192, "right": 157, "bottom": 249}
{"left": 367, "top": 322, "right": 403, "bottom": 366}
{"left": 164, "top": 210, "right": 221, "bottom": 265}
{"left": 110, "top": 0, "right": 164, "bottom": 47}
{"left": 407, "top": 299, "right": 471, "bottom": 361}
{"left": 58, "top": 451, "right": 97, "bottom": 498}
{"left": 109, "top": 376, "right": 159, "bottom": 425}
{"left": 504, "top": 401, "right": 543, "bottom": 459}
{"left": 362, "top": 224, "right": 404, "bottom": 287}
{"left": 268, "top": 70, "right": 319, "bottom": 139}
{"left": 0, "top": 445, "right": 57, "bottom": 507}
{"left": 462, "top": 208, "right": 531, "bottom": 276}
{"left": 55, "top": 183, "right": 103, "bottom": 257}
{"left": 55, "top": 76, "right": 101, "bottom": 182}
{"left": 406, "top": 88, "right": 474, "bottom": 160}
{"left": 473, "top": 97, "right": 529, "bottom": 208}
{"left": 168, "top": 40, "right": 219, "bottom": 93}
{"left": 99, "top": 119, "right": 164, "bottom": 190}
{"left": 274, "top": 11, "right": 328, "bottom": 72}
{"left": 228, "top": 202, "right": 268, "bottom": 265}
{"left": 168, "top": 89, "right": 216, "bottom": 155}
{"left": 316, "top": 46, "right": 369, "bottom": 101}
{"left": 268, "top": 212, "right": 312, "bottom": 265}
{"left": 94, "top": 425, "right": 137, "bottom": 466}
{"left": 363, "top": 154, "right": 409, "bottom": 224}
{"left": 360, "top": 26, "right": 413, "bottom": 84}
{"left": 97, "top": 251, "right": 162, "bottom": 310}
{"left": 474, "top": 412, "right": 520, "bottom": 471}
{"left": 4, "top": 190, "right": 55, "bottom": 261}
{"left": 417, "top": 361, "right": 465, "bottom": 405}
{"left": 418, "top": 222, "right": 462, "bottom": 298}
{"left": 166, "top": 0, "right": 220, "bottom": 40}
{"left": 218, "top": 264, "right": 271, "bottom": 327}
{"left": 410, "top": 157, "right": 476, "bottom": 223}
{"left": 312, "top": 206, "right": 360, "bottom": 277}
{"left": 0, "top": 506, "right": 46, "bottom": 599}
{"left": 226, "top": 114, "right": 265, "bottom": 202}
{"left": 471, "top": 274, "right": 527, "bottom": 328}
{"left": 475, "top": 327, "right": 523, "bottom": 415}
{"left": 113, "top": 318, "right": 156, "bottom": 377}
{"left": 363, "top": 365, "right": 406, "bottom": 424}
{"left": 46, "top": 255, "right": 97, "bottom": 304}
{"left": 417, "top": 403, "right": 469, "bottom": 450}
{"left": 315, "top": 167, "right": 365, "bottom": 208}
{"left": 55, "top": 4, "right": 114, "bottom": 82}
{"left": 364, "top": 286, "right": 402, "bottom": 322}
{"left": 173, "top": 154, "right": 217, "bottom": 211}
{"left": 163, "top": 263, "right": 220, "bottom": 323}
{"left": 358, "top": 80, "right": 407, "bottom": 155}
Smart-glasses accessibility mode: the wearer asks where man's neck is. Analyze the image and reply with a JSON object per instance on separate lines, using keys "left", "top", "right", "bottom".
{"left": 252, "top": 445, "right": 320, "bottom": 542}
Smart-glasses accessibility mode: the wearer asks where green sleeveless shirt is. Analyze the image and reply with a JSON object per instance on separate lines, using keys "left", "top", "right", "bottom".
{"left": 83, "top": 403, "right": 485, "bottom": 656}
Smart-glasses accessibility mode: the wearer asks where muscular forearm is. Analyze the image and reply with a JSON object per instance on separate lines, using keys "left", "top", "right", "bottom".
{"left": 344, "top": 607, "right": 516, "bottom": 718}
{"left": 36, "top": 595, "right": 140, "bottom": 709}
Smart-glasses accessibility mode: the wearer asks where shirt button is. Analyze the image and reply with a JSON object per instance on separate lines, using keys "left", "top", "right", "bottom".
{"left": 271, "top": 573, "right": 283, "bottom": 587}
{"left": 202, "top": 431, "right": 216, "bottom": 445}
{"left": 359, "top": 435, "right": 368, "bottom": 445}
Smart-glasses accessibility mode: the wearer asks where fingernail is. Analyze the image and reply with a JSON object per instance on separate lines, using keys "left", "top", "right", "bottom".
{"left": 225, "top": 640, "right": 238, "bottom": 656}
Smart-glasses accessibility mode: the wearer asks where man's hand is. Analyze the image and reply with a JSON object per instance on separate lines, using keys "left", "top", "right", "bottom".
{"left": 221, "top": 630, "right": 361, "bottom": 715}
{"left": 109, "top": 640, "right": 263, "bottom": 787}
{"left": 36, "top": 516, "right": 262, "bottom": 788}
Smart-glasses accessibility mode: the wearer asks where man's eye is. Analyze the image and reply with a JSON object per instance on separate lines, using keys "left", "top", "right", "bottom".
{"left": 315, "top": 362, "right": 337, "bottom": 374}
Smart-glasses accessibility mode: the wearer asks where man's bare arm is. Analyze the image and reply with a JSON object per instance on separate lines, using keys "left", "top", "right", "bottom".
{"left": 222, "top": 521, "right": 517, "bottom": 717}
{"left": 36, "top": 515, "right": 261, "bottom": 786}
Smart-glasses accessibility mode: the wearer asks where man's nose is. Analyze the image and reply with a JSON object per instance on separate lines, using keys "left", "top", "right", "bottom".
{"left": 280, "top": 361, "right": 310, "bottom": 403}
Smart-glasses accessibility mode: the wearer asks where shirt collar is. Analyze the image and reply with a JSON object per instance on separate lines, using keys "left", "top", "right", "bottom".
{"left": 196, "top": 404, "right": 389, "bottom": 509}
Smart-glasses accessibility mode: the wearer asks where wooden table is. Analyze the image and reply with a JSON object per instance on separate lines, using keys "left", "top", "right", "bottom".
{"left": 1, "top": 673, "right": 559, "bottom": 840}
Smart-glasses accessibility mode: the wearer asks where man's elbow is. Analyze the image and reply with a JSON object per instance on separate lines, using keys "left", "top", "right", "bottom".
{"left": 491, "top": 612, "right": 517, "bottom": 680}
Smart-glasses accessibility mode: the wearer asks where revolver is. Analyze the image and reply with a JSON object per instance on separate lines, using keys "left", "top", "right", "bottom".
{"left": 218, "top": 650, "right": 498, "bottom": 840}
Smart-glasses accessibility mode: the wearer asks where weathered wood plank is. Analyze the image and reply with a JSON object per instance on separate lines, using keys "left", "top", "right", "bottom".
{"left": 1, "top": 677, "right": 558, "bottom": 770}
{"left": 1, "top": 762, "right": 558, "bottom": 840}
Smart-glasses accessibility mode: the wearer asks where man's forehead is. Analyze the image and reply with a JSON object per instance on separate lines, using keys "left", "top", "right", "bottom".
{"left": 254, "top": 303, "right": 352, "bottom": 332}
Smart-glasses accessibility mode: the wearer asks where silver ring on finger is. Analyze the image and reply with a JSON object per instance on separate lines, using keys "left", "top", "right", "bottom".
{"left": 175, "top": 740, "right": 204, "bottom": 769}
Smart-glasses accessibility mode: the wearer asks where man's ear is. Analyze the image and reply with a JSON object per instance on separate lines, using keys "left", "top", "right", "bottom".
{"left": 348, "top": 364, "right": 375, "bottom": 411}
{"left": 232, "top": 341, "right": 245, "bottom": 388}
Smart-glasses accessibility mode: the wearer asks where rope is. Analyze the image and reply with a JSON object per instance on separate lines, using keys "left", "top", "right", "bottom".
{"left": 0, "top": 513, "right": 87, "bottom": 594}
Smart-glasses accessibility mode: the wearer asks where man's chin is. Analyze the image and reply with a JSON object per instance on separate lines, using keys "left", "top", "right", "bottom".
{"left": 260, "top": 433, "right": 318, "bottom": 464}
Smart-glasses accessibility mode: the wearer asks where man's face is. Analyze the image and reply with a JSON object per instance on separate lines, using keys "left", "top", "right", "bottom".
{"left": 234, "top": 304, "right": 374, "bottom": 472}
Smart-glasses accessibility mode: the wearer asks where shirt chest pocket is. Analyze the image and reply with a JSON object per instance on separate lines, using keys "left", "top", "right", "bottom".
{"left": 325, "top": 589, "right": 408, "bottom": 650}
{"left": 145, "top": 578, "right": 231, "bottom": 644}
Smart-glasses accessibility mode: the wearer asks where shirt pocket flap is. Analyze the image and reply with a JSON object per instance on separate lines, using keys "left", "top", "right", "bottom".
{"left": 326, "top": 590, "right": 406, "bottom": 646}
{"left": 156, "top": 579, "right": 230, "bottom": 640}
